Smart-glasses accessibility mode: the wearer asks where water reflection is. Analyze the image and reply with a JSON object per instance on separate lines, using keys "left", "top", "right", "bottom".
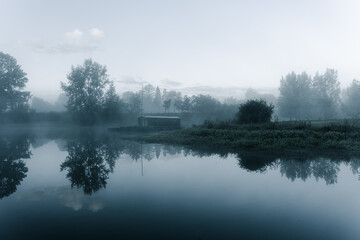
{"left": 0, "top": 134, "right": 31, "bottom": 199}
{"left": 60, "top": 133, "right": 122, "bottom": 195}
{"left": 3, "top": 127, "right": 360, "bottom": 199}
{"left": 237, "top": 152, "right": 277, "bottom": 172}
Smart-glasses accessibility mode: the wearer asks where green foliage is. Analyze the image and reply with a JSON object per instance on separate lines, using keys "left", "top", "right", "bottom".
{"left": 236, "top": 99, "right": 274, "bottom": 124}
{"left": 102, "top": 83, "right": 123, "bottom": 122}
{"left": 312, "top": 69, "right": 341, "bottom": 119}
{"left": 61, "top": 59, "right": 115, "bottom": 124}
{"left": 342, "top": 79, "right": 360, "bottom": 117}
{"left": 0, "top": 52, "right": 30, "bottom": 117}
{"left": 163, "top": 99, "right": 171, "bottom": 112}
{"left": 278, "top": 69, "right": 340, "bottom": 120}
{"left": 278, "top": 72, "right": 313, "bottom": 119}
{"left": 0, "top": 135, "right": 30, "bottom": 199}
{"left": 139, "top": 120, "right": 360, "bottom": 152}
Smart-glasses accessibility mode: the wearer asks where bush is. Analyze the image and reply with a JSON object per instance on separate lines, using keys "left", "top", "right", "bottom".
{"left": 236, "top": 99, "right": 274, "bottom": 124}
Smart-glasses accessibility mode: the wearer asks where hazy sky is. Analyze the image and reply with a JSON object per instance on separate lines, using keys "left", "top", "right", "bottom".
{"left": 1, "top": 0, "right": 360, "bottom": 102}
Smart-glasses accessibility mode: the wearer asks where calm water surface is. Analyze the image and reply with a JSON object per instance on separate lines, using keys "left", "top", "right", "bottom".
{"left": 1, "top": 127, "right": 360, "bottom": 239}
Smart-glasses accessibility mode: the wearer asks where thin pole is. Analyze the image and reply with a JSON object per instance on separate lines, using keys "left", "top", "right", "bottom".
{"left": 140, "top": 81, "right": 143, "bottom": 117}
{"left": 141, "top": 144, "right": 144, "bottom": 176}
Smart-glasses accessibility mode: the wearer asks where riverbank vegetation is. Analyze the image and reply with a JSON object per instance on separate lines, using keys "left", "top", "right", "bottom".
{"left": 136, "top": 120, "right": 360, "bottom": 151}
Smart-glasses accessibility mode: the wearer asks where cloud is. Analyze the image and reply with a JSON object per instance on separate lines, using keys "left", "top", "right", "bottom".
{"left": 117, "top": 76, "right": 145, "bottom": 85}
{"left": 16, "top": 186, "right": 106, "bottom": 212}
{"left": 25, "top": 28, "right": 105, "bottom": 54}
{"left": 88, "top": 198, "right": 105, "bottom": 212}
{"left": 65, "top": 29, "right": 83, "bottom": 40}
{"left": 89, "top": 28, "right": 104, "bottom": 38}
{"left": 161, "top": 79, "right": 183, "bottom": 87}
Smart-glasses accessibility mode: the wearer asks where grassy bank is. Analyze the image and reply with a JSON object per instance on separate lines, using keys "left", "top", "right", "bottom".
{"left": 134, "top": 120, "right": 360, "bottom": 151}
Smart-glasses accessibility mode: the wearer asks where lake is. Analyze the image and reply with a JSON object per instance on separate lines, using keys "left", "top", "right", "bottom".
{"left": 1, "top": 126, "right": 360, "bottom": 240}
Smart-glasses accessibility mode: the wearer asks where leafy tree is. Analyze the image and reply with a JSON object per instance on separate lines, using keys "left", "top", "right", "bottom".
{"left": 342, "top": 79, "right": 360, "bottom": 117}
{"left": 163, "top": 99, "right": 171, "bottom": 112}
{"left": 191, "top": 94, "right": 221, "bottom": 117}
{"left": 123, "top": 91, "right": 141, "bottom": 115}
{"left": 174, "top": 97, "right": 183, "bottom": 112}
{"left": 0, "top": 52, "right": 30, "bottom": 117}
{"left": 181, "top": 95, "right": 192, "bottom": 112}
{"left": 312, "top": 69, "right": 340, "bottom": 119}
{"left": 278, "top": 69, "right": 340, "bottom": 120}
{"left": 102, "top": 82, "right": 123, "bottom": 122}
{"left": 61, "top": 59, "right": 109, "bottom": 124}
{"left": 54, "top": 93, "right": 68, "bottom": 112}
{"left": 31, "top": 97, "right": 54, "bottom": 112}
{"left": 236, "top": 99, "right": 274, "bottom": 124}
{"left": 143, "top": 84, "right": 155, "bottom": 98}
{"left": 278, "top": 72, "right": 313, "bottom": 119}
{"left": 142, "top": 84, "right": 155, "bottom": 112}
{"left": 153, "top": 86, "right": 162, "bottom": 111}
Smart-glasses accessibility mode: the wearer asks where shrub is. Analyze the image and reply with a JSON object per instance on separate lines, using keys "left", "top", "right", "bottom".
{"left": 236, "top": 99, "right": 274, "bottom": 124}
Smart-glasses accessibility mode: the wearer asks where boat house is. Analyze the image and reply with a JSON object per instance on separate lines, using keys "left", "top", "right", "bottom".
{"left": 138, "top": 116, "right": 181, "bottom": 129}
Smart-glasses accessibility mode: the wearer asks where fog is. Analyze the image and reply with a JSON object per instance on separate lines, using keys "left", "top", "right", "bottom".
{"left": 2, "top": 1, "right": 360, "bottom": 125}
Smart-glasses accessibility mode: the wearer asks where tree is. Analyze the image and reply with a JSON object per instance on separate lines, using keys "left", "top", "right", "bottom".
{"left": 123, "top": 91, "right": 141, "bottom": 115}
{"left": 174, "top": 97, "right": 183, "bottom": 112}
{"left": 61, "top": 59, "right": 109, "bottom": 124}
{"left": 181, "top": 95, "right": 192, "bottom": 112}
{"left": 278, "top": 72, "right": 314, "bottom": 119}
{"left": 31, "top": 97, "right": 54, "bottom": 112}
{"left": 153, "top": 86, "right": 162, "bottom": 112}
{"left": 312, "top": 69, "right": 340, "bottom": 119}
{"left": 102, "top": 82, "right": 123, "bottom": 122}
{"left": 191, "top": 94, "right": 221, "bottom": 117}
{"left": 0, "top": 52, "right": 30, "bottom": 116}
{"left": 342, "top": 79, "right": 360, "bottom": 117}
{"left": 163, "top": 99, "right": 171, "bottom": 112}
{"left": 142, "top": 84, "right": 155, "bottom": 112}
{"left": 236, "top": 99, "right": 274, "bottom": 124}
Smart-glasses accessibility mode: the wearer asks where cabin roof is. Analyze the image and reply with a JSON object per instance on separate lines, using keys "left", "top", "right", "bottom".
{"left": 139, "top": 116, "right": 180, "bottom": 119}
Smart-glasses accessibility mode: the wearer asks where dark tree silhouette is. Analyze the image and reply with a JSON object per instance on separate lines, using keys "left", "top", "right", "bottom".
{"left": 0, "top": 136, "right": 31, "bottom": 199}
{"left": 236, "top": 99, "right": 274, "bottom": 124}
{"left": 163, "top": 99, "right": 171, "bottom": 112}
{"left": 61, "top": 59, "right": 110, "bottom": 124}
{"left": 0, "top": 52, "right": 31, "bottom": 121}
{"left": 60, "top": 136, "right": 119, "bottom": 195}
{"left": 236, "top": 152, "right": 277, "bottom": 172}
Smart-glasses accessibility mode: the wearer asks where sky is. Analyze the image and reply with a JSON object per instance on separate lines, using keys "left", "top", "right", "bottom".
{"left": 1, "top": 0, "right": 360, "bottom": 102}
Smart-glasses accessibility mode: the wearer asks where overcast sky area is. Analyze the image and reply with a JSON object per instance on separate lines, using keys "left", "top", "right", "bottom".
{"left": 1, "top": 0, "right": 360, "bottom": 102}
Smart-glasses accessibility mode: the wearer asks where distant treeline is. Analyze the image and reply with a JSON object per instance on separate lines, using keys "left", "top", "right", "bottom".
{"left": 1, "top": 51, "right": 360, "bottom": 125}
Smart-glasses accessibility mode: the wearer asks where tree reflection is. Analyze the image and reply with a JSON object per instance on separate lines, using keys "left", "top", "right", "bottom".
{"left": 236, "top": 152, "right": 277, "bottom": 172}
{"left": 279, "top": 160, "right": 312, "bottom": 182}
{"left": 311, "top": 158, "right": 340, "bottom": 185}
{"left": 61, "top": 135, "right": 121, "bottom": 195}
{"left": 0, "top": 135, "right": 31, "bottom": 199}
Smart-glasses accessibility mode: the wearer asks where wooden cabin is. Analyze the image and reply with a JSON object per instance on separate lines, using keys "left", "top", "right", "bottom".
{"left": 138, "top": 116, "right": 181, "bottom": 129}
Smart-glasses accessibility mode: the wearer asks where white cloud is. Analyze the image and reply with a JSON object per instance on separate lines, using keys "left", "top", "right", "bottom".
{"left": 161, "top": 79, "right": 182, "bottom": 87}
{"left": 24, "top": 28, "right": 104, "bottom": 54}
{"left": 89, "top": 28, "right": 104, "bottom": 38}
{"left": 65, "top": 29, "right": 83, "bottom": 40}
